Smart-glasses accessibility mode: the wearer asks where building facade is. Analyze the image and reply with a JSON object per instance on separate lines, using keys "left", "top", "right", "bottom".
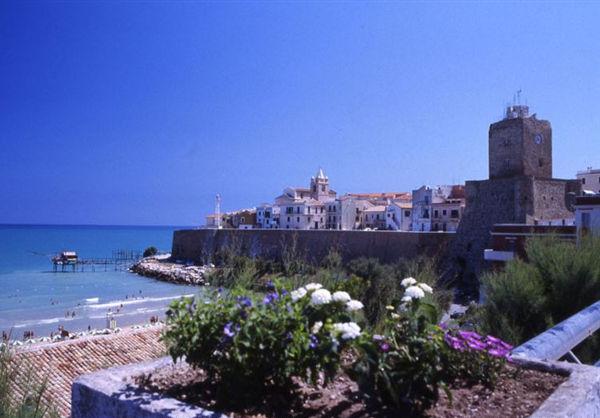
{"left": 577, "top": 168, "right": 600, "bottom": 194}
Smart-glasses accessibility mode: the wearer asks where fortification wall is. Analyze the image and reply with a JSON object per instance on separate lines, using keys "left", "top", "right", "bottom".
{"left": 447, "top": 176, "right": 581, "bottom": 298}
{"left": 171, "top": 229, "right": 453, "bottom": 265}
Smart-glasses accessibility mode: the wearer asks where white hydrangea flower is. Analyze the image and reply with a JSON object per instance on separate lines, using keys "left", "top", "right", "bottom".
{"left": 291, "top": 287, "right": 307, "bottom": 301}
{"left": 310, "top": 288, "right": 332, "bottom": 305}
{"left": 346, "top": 300, "right": 364, "bottom": 312}
{"left": 332, "top": 291, "right": 351, "bottom": 303}
{"left": 305, "top": 283, "right": 323, "bottom": 291}
{"left": 385, "top": 305, "right": 395, "bottom": 311}
{"left": 311, "top": 321, "right": 323, "bottom": 334}
{"left": 401, "top": 277, "right": 417, "bottom": 287}
{"left": 401, "top": 295, "right": 412, "bottom": 303}
{"left": 332, "top": 322, "right": 361, "bottom": 340}
{"left": 405, "top": 285, "right": 425, "bottom": 299}
{"left": 418, "top": 283, "right": 433, "bottom": 293}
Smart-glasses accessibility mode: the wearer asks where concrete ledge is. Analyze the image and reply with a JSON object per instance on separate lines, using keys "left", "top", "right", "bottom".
{"left": 512, "top": 356, "right": 600, "bottom": 418}
{"left": 73, "top": 356, "right": 600, "bottom": 417}
{"left": 71, "top": 357, "right": 227, "bottom": 418}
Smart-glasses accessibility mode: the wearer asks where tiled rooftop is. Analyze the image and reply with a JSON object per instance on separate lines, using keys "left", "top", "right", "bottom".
{"left": 11, "top": 326, "right": 166, "bottom": 417}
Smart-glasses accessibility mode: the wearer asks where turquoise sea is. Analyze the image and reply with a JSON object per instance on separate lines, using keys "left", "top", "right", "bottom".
{"left": 0, "top": 225, "right": 201, "bottom": 339}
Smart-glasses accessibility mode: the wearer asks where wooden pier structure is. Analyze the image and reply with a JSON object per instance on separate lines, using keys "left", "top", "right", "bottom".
{"left": 51, "top": 250, "right": 142, "bottom": 272}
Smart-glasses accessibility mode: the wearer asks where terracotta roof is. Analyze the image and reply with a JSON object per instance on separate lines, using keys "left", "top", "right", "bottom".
{"left": 347, "top": 192, "right": 411, "bottom": 200}
{"left": 10, "top": 326, "right": 166, "bottom": 417}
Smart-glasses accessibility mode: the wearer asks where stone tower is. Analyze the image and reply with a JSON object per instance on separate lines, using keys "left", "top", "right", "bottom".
{"left": 489, "top": 105, "right": 552, "bottom": 179}
{"left": 311, "top": 168, "right": 330, "bottom": 201}
{"left": 447, "top": 105, "right": 580, "bottom": 300}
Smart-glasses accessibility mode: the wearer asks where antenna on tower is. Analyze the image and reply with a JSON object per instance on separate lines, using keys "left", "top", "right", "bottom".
{"left": 215, "top": 194, "right": 222, "bottom": 229}
{"left": 516, "top": 89, "right": 522, "bottom": 105}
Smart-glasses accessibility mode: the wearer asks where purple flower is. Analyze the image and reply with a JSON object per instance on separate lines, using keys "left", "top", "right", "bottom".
{"left": 488, "top": 348, "right": 509, "bottom": 358}
{"left": 236, "top": 296, "right": 252, "bottom": 308}
{"left": 486, "top": 335, "right": 513, "bottom": 350}
{"left": 444, "top": 334, "right": 465, "bottom": 351}
{"left": 223, "top": 322, "right": 236, "bottom": 338}
{"left": 263, "top": 292, "right": 279, "bottom": 305}
{"left": 466, "top": 339, "right": 487, "bottom": 351}
{"left": 281, "top": 289, "right": 288, "bottom": 296}
{"left": 458, "top": 330, "right": 482, "bottom": 341}
{"left": 438, "top": 322, "right": 448, "bottom": 330}
{"left": 309, "top": 334, "right": 319, "bottom": 349}
{"left": 379, "top": 342, "right": 390, "bottom": 353}
{"left": 217, "top": 287, "right": 224, "bottom": 294}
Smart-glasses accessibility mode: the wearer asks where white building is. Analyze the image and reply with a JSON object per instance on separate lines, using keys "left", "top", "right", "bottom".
{"left": 256, "top": 204, "right": 280, "bottom": 229}
{"left": 574, "top": 194, "right": 600, "bottom": 238}
{"left": 412, "top": 185, "right": 465, "bottom": 232}
{"left": 577, "top": 168, "right": 600, "bottom": 194}
{"left": 386, "top": 201, "right": 412, "bottom": 231}
{"left": 275, "top": 168, "right": 336, "bottom": 230}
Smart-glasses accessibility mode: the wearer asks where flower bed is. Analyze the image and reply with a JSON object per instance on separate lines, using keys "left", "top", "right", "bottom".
{"left": 135, "top": 359, "right": 565, "bottom": 417}
{"left": 136, "top": 278, "right": 569, "bottom": 416}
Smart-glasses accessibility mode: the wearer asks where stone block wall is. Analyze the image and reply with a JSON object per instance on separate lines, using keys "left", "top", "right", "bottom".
{"left": 171, "top": 229, "right": 453, "bottom": 266}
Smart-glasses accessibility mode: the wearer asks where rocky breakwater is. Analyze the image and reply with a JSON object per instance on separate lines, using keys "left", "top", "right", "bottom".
{"left": 130, "top": 258, "right": 212, "bottom": 286}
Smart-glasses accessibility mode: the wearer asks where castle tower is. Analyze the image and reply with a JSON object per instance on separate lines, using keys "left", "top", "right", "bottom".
{"left": 489, "top": 105, "right": 552, "bottom": 179}
{"left": 310, "top": 168, "right": 330, "bottom": 201}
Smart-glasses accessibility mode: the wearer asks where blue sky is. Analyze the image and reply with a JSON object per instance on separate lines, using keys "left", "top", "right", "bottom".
{"left": 1, "top": 1, "right": 599, "bottom": 225}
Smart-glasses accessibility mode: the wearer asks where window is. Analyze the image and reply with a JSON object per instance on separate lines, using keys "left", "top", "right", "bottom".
{"left": 321, "top": 207, "right": 324, "bottom": 213}
{"left": 451, "top": 209, "right": 459, "bottom": 218}
{"left": 333, "top": 216, "right": 336, "bottom": 222}
{"left": 321, "top": 185, "right": 326, "bottom": 192}
{"left": 333, "top": 206, "right": 336, "bottom": 212}
{"left": 296, "top": 217, "right": 300, "bottom": 222}
{"left": 287, "top": 216, "right": 290, "bottom": 222}
{"left": 423, "top": 209, "right": 429, "bottom": 219}
{"left": 296, "top": 207, "right": 300, "bottom": 214}
{"left": 404, "top": 210, "right": 410, "bottom": 217}
{"left": 376, "top": 214, "right": 380, "bottom": 220}
{"left": 443, "top": 210, "right": 447, "bottom": 216}
{"left": 434, "top": 210, "right": 439, "bottom": 218}
{"left": 582, "top": 178, "right": 586, "bottom": 184}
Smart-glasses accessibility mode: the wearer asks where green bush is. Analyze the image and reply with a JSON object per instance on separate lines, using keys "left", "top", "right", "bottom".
{"left": 163, "top": 281, "right": 365, "bottom": 407}
{"left": 480, "top": 236, "right": 600, "bottom": 348}
{"left": 142, "top": 246, "right": 158, "bottom": 258}
{"left": 350, "top": 279, "right": 508, "bottom": 414}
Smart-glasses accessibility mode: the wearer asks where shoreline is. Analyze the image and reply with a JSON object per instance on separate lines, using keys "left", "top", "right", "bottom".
{"left": 2, "top": 321, "right": 165, "bottom": 350}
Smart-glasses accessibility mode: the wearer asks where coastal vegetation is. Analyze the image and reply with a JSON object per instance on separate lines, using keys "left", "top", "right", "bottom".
{"left": 0, "top": 343, "right": 58, "bottom": 418}
{"left": 479, "top": 236, "right": 600, "bottom": 358}
{"left": 142, "top": 246, "right": 158, "bottom": 258}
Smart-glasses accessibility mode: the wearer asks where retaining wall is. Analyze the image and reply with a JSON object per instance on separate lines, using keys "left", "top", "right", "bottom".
{"left": 171, "top": 229, "right": 452, "bottom": 265}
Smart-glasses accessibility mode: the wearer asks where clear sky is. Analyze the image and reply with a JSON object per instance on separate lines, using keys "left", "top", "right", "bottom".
{"left": 1, "top": 1, "right": 599, "bottom": 226}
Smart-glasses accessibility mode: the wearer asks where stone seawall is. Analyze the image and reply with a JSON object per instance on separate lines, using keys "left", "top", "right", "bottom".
{"left": 171, "top": 229, "right": 453, "bottom": 265}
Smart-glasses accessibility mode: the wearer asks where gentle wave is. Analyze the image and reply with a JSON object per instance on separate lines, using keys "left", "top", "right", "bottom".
{"left": 86, "top": 294, "right": 194, "bottom": 310}
{"left": 13, "top": 316, "right": 75, "bottom": 328}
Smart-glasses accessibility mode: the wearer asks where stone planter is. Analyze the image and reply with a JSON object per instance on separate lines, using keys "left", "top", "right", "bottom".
{"left": 72, "top": 355, "right": 600, "bottom": 418}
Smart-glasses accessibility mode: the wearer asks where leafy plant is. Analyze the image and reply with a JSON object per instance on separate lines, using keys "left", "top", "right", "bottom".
{"left": 163, "top": 281, "right": 364, "bottom": 407}
{"left": 350, "top": 278, "right": 509, "bottom": 414}
{"left": 142, "top": 246, "right": 158, "bottom": 258}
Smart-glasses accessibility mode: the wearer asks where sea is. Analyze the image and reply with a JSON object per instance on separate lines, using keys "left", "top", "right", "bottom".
{"left": 0, "top": 224, "right": 204, "bottom": 340}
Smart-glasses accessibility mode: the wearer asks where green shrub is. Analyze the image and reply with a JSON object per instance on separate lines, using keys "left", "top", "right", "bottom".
{"left": 142, "top": 246, "right": 158, "bottom": 258}
{"left": 480, "top": 236, "right": 600, "bottom": 348}
{"left": 163, "top": 281, "right": 364, "bottom": 407}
